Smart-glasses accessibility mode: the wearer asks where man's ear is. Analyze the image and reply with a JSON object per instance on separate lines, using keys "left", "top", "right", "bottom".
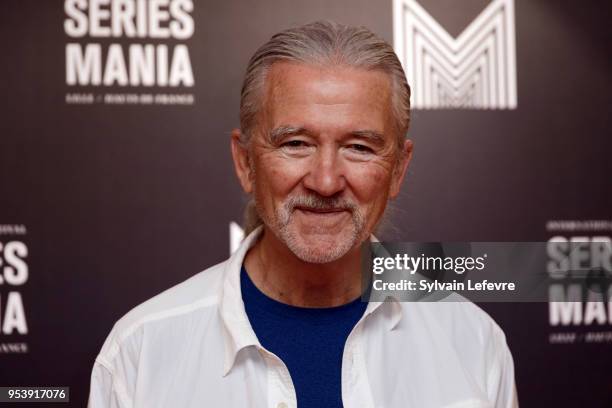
{"left": 230, "top": 129, "right": 254, "bottom": 194}
{"left": 389, "top": 138, "right": 413, "bottom": 199}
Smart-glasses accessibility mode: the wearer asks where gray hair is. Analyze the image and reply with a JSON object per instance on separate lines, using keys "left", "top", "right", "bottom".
{"left": 238, "top": 20, "right": 411, "bottom": 235}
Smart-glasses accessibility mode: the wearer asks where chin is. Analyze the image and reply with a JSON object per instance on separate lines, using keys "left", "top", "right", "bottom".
{"left": 289, "top": 244, "right": 350, "bottom": 264}
{"left": 281, "top": 225, "right": 359, "bottom": 264}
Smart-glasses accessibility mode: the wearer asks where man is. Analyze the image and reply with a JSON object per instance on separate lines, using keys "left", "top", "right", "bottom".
{"left": 88, "top": 21, "right": 518, "bottom": 408}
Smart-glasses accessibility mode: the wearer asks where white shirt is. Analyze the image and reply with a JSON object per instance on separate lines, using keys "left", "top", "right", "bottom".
{"left": 88, "top": 226, "right": 518, "bottom": 408}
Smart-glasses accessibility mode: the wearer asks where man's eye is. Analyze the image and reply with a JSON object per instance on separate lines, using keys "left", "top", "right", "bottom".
{"left": 281, "top": 140, "right": 308, "bottom": 148}
{"left": 348, "top": 144, "right": 374, "bottom": 153}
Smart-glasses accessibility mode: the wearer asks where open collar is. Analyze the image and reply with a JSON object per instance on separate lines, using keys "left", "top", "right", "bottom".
{"left": 219, "top": 226, "right": 403, "bottom": 376}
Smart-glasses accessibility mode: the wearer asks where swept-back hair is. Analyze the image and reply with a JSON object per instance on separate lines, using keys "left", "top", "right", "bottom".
{"left": 238, "top": 20, "right": 411, "bottom": 235}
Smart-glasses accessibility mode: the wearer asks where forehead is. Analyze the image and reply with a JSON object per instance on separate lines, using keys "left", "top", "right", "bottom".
{"left": 260, "top": 61, "right": 393, "bottom": 134}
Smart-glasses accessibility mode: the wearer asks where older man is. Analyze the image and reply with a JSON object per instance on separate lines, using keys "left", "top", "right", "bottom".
{"left": 89, "top": 21, "right": 517, "bottom": 408}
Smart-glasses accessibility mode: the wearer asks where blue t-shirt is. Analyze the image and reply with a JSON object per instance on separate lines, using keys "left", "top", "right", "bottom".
{"left": 241, "top": 266, "right": 367, "bottom": 407}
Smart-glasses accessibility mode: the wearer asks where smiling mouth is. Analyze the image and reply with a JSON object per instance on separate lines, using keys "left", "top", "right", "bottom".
{"left": 293, "top": 208, "right": 351, "bottom": 224}
{"left": 295, "top": 207, "right": 348, "bottom": 214}
{"left": 292, "top": 207, "right": 352, "bottom": 230}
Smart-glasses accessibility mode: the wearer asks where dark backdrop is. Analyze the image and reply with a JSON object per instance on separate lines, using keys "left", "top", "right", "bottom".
{"left": 1, "top": 0, "right": 610, "bottom": 406}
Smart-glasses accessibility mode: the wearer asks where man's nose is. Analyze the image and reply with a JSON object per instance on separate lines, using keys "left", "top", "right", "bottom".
{"left": 302, "top": 146, "right": 346, "bottom": 196}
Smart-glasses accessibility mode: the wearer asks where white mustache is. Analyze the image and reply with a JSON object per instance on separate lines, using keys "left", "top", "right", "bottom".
{"left": 285, "top": 195, "right": 356, "bottom": 212}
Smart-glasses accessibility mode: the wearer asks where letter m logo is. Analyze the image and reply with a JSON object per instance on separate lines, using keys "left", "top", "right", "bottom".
{"left": 393, "top": 0, "right": 517, "bottom": 109}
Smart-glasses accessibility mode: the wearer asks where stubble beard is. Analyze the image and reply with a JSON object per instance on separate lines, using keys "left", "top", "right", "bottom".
{"left": 257, "top": 193, "right": 368, "bottom": 264}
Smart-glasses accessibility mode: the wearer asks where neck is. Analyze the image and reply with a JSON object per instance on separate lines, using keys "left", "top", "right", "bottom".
{"left": 243, "top": 227, "right": 364, "bottom": 307}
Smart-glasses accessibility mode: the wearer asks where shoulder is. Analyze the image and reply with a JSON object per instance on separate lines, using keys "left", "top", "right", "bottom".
{"left": 394, "top": 298, "right": 517, "bottom": 404}
{"left": 398, "top": 297, "right": 513, "bottom": 377}
{"left": 95, "top": 259, "right": 228, "bottom": 367}
{"left": 405, "top": 295, "right": 508, "bottom": 345}
{"left": 88, "top": 260, "right": 231, "bottom": 407}
{"left": 431, "top": 299, "right": 517, "bottom": 405}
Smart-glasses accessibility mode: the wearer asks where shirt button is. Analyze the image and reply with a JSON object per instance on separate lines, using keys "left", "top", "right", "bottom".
{"left": 276, "top": 403, "right": 288, "bottom": 408}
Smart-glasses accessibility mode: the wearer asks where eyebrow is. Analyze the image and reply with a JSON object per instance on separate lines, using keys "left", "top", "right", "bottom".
{"left": 350, "top": 130, "right": 386, "bottom": 146}
{"left": 268, "top": 126, "right": 311, "bottom": 145}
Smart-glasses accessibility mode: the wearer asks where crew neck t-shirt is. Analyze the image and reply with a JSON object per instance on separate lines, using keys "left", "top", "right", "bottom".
{"left": 240, "top": 265, "right": 368, "bottom": 407}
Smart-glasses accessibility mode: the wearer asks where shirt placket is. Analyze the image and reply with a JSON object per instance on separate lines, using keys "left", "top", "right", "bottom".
{"left": 260, "top": 347, "right": 298, "bottom": 408}
{"left": 342, "top": 319, "right": 376, "bottom": 408}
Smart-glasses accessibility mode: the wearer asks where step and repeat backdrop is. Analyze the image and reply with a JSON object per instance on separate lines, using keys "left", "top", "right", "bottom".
{"left": 1, "top": 0, "right": 610, "bottom": 406}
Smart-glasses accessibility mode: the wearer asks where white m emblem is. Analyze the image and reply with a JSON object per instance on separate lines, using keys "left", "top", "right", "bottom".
{"left": 393, "top": 0, "right": 517, "bottom": 109}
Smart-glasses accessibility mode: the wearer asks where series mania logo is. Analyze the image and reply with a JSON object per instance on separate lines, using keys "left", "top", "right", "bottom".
{"left": 393, "top": 0, "right": 517, "bottom": 109}
{"left": 64, "top": 0, "right": 195, "bottom": 104}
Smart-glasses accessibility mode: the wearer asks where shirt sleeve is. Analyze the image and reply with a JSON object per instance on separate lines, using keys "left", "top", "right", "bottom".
{"left": 87, "top": 323, "right": 142, "bottom": 408}
{"left": 87, "top": 360, "right": 132, "bottom": 408}
{"left": 485, "top": 323, "right": 519, "bottom": 408}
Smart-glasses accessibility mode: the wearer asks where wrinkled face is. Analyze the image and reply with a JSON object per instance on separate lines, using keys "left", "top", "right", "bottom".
{"left": 235, "top": 62, "right": 411, "bottom": 263}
